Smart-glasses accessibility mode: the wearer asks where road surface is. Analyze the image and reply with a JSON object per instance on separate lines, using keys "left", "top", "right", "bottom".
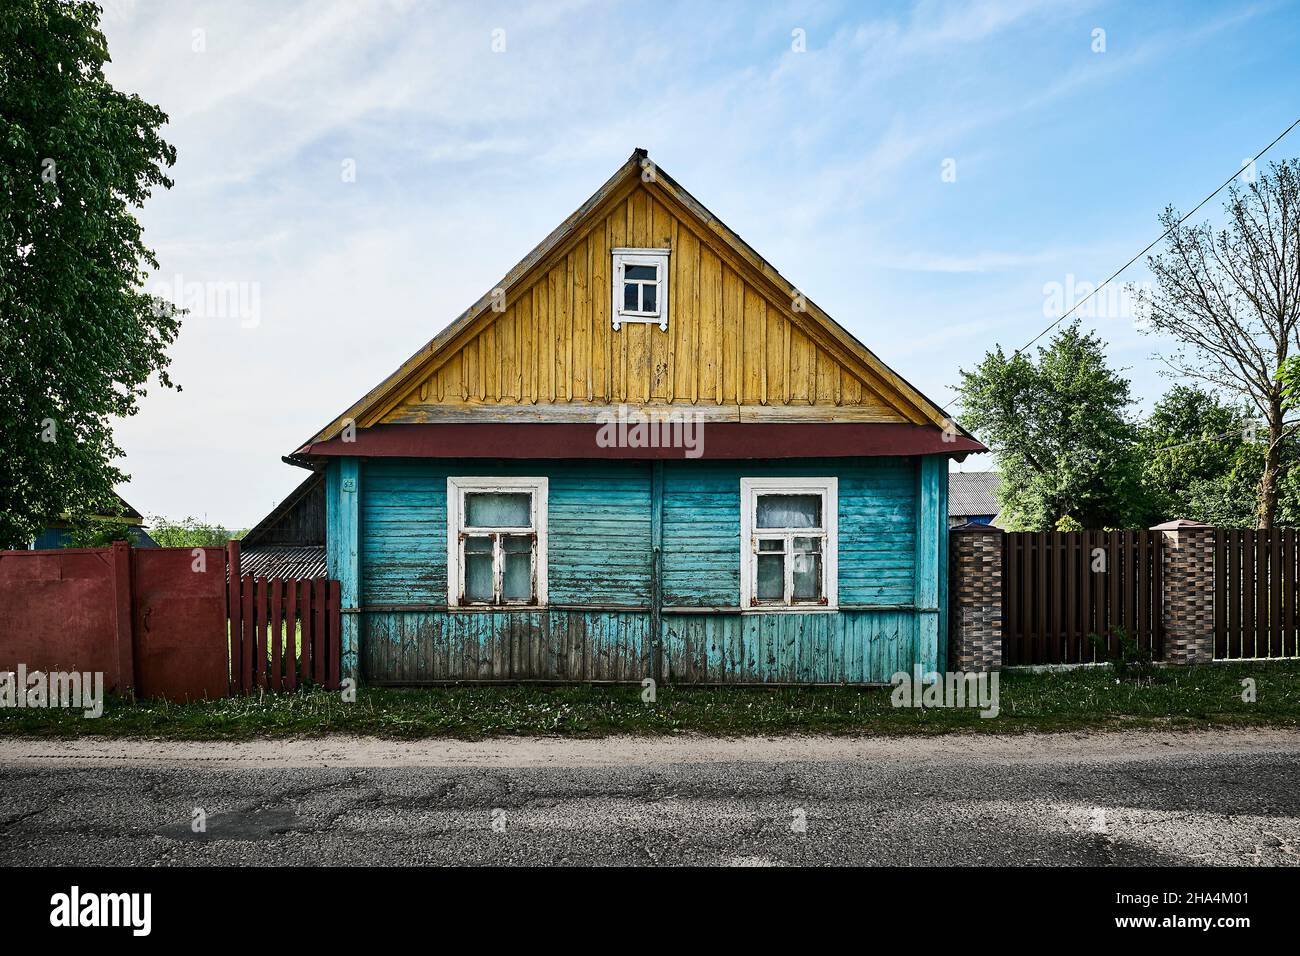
{"left": 1, "top": 730, "right": 1298, "bottom": 866}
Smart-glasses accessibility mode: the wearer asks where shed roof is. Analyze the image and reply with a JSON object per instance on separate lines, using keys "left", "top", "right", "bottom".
{"left": 235, "top": 545, "right": 328, "bottom": 582}
{"left": 949, "top": 471, "right": 1000, "bottom": 517}
{"left": 242, "top": 472, "right": 325, "bottom": 548}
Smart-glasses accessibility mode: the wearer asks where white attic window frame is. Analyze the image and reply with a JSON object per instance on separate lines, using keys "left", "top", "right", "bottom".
{"left": 611, "top": 247, "right": 669, "bottom": 332}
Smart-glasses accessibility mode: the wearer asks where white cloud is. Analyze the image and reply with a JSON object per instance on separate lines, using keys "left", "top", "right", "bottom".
{"left": 94, "top": 0, "right": 1279, "bottom": 525}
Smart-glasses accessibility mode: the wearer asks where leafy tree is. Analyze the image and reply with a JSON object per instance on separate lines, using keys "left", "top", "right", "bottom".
{"left": 147, "top": 516, "right": 246, "bottom": 549}
{"left": 1135, "top": 159, "right": 1300, "bottom": 529}
{"left": 1137, "top": 385, "right": 1252, "bottom": 524}
{"left": 67, "top": 517, "right": 136, "bottom": 548}
{"left": 957, "top": 321, "right": 1144, "bottom": 530}
{"left": 0, "top": 0, "right": 180, "bottom": 549}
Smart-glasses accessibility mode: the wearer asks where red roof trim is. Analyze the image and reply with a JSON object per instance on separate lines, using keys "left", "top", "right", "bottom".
{"left": 300, "top": 423, "right": 986, "bottom": 459}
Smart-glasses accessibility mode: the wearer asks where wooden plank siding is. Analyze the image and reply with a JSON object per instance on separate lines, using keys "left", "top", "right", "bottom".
{"left": 380, "top": 185, "right": 910, "bottom": 426}
{"left": 338, "top": 455, "right": 940, "bottom": 684}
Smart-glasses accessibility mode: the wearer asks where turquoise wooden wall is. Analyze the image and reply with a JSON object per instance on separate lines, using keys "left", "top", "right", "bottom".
{"left": 326, "top": 455, "right": 948, "bottom": 684}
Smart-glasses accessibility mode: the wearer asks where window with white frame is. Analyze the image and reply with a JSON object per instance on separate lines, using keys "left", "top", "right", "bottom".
{"left": 611, "top": 248, "right": 669, "bottom": 331}
{"left": 447, "top": 477, "right": 548, "bottom": 607}
{"left": 740, "top": 478, "right": 838, "bottom": 610}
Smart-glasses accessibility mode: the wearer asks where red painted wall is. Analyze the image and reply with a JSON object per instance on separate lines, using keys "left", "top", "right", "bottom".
{"left": 0, "top": 544, "right": 229, "bottom": 701}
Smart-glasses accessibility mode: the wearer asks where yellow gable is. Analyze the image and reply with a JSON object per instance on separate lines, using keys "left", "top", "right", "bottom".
{"left": 304, "top": 151, "right": 958, "bottom": 445}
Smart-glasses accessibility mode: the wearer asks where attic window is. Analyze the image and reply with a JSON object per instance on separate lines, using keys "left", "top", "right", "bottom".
{"left": 612, "top": 248, "right": 669, "bottom": 332}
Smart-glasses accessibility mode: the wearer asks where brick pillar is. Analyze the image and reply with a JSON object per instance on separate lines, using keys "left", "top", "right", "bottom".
{"left": 1152, "top": 520, "right": 1214, "bottom": 665}
{"left": 949, "top": 524, "right": 1002, "bottom": 672}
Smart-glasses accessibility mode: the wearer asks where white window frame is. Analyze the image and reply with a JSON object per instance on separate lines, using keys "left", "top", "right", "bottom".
{"left": 739, "top": 477, "right": 838, "bottom": 612}
{"left": 611, "top": 247, "right": 669, "bottom": 331}
{"left": 447, "top": 477, "right": 548, "bottom": 608}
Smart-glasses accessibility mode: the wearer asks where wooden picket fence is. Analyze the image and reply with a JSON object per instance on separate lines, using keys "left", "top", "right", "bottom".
{"left": 1002, "top": 531, "right": 1164, "bottom": 666}
{"left": 227, "top": 541, "right": 341, "bottom": 693}
{"left": 1214, "top": 529, "right": 1300, "bottom": 659}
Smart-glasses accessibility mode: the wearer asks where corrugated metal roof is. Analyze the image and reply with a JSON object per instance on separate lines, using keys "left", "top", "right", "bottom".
{"left": 949, "top": 471, "right": 999, "bottom": 517}
{"left": 236, "top": 546, "right": 328, "bottom": 581}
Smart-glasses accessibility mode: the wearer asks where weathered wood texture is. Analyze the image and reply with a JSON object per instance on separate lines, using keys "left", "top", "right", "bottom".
{"left": 303, "top": 152, "right": 966, "bottom": 451}
{"left": 659, "top": 458, "right": 917, "bottom": 607}
{"left": 363, "top": 610, "right": 652, "bottom": 683}
{"left": 227, "top": 556, "right": 341, "bottom": 693}
{"left": 661, "top": 609, "right": 919, "bottom": 684}
{"left": 382, "top": 184, "right": 911, "bottom": 425}
{"left": 340, "top": 455, "right": 941, "bottom": 684}
{"left": 242, "top": 473, "right": 325, "bottom": 547}
{"left": 327, "top": 458, "right": 362, "bottom": 679}
{"left": 359, "top": 459, "right": 653, "bottom": 608}
{"left": 362, "top": 607, "right": 922, "bottom": 684}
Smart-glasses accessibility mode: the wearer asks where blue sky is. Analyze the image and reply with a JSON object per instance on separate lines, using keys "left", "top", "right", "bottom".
{"left": 98, "top": 0, "right": 1300, "bottom": 527}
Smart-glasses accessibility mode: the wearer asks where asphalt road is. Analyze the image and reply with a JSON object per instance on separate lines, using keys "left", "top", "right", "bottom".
{"left": 1, "top": 731, "right": 1298, "bottom": 866}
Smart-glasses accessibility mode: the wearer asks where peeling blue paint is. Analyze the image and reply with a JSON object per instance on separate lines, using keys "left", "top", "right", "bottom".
{"left": 327, "top": 456, "right": 949, "bottom": 684}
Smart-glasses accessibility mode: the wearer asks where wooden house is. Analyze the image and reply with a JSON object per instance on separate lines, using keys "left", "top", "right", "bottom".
{"left": 949, "top": 471, "right": 1001, "bottom": 528}
{"left": 290, "top": 150, "right": 984, "bottom": 684}
{"left": 238, "top": 473, "right": 327, "bottom": 580}
{"left": 31, "top": 491, "right": 156, "bottom": 550}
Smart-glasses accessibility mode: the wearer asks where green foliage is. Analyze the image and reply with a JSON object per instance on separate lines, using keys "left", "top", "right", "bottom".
{"left": 957, "top": 321, "right": 1145, "bottom": 530}
{"left": 1136, "top": 384, "right": 1300, "bottom": 527}
{"left": 1279, "top": 354, "right": 1300, "bottom": 410}
{"left": 1088, "top": 626, "right": 1160, "bottom": 683}
{"left": 2, "top": 662, "right": 1297, "bottom": 739}
{"left": 0, "top": 1, "right": 180, "bottom": 549}
{"left": 67, "top": 518, "right": 131, "bottom": 548}
{"left": 148, "top": 516, "right": 246, "bottom": 549}
{"left": 960, "top": 349, "right": 1300, "bottom": 528}
{"left": 1137, "top": 385, "right": 1255, "bottom": 526}
{"left": 1139, "top": 159, "right": 1300, "bottom": 528}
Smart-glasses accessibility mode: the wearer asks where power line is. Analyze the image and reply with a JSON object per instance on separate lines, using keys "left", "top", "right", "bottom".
{"left": 1149, "top": 424, "right": 1251, "bottom": 455}
{"left": 1016, "top": 115, "right": 1300, "bottom": 356}
{"left": 1149, "top": 419, "right": 1300, "bottom": 456}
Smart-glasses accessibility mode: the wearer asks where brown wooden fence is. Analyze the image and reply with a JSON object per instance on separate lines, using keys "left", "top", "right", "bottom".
{"left": 226, "top": 541, "right": 341, "bottom": 693}
{"left": 1002, "top": 531, "right": 1164, "bottom": 665}
{"left": 1214, "top": 529, "right": 1300, "bottom": 659}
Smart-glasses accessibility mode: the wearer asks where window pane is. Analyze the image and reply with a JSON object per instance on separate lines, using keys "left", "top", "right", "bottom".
{"left": 624, "top": 264, "right": 656, "bottom": 280}
{"left": 756, "top": 494, "right": 821, "bottom": 529}
{"left": 793, "top": 536, "right": 821, "bottom": 555}
{"left": 642, "top": 283, "right": 657, "bottom": 312}
{"left": 623, "top": 282, "right": 638, "bottom": 311}
{"left": 466, "top": 492, "right": 530, "bottom": 528}
{"left": 792, "top": 538, "right": 822, "bottom": 601}
{"left": 464, "top": 536, "right": 494, "bottom": 602}
{"left": 758, "top": 538, "right": 784, "bottom": 552}
{"left": 502, "top": 535, "right": 532, "bottom": 601}
{"left": 757, "top": 554, "right": 784, "bottom": 601}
